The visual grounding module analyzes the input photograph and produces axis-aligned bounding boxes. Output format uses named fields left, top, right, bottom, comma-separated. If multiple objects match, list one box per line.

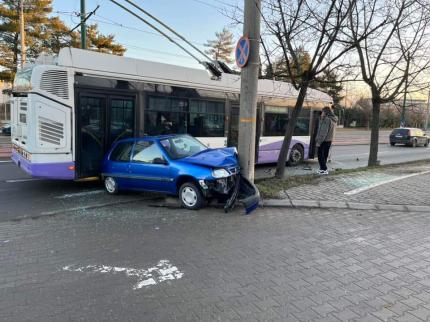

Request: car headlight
left=212, top=168, right=230, bottom=178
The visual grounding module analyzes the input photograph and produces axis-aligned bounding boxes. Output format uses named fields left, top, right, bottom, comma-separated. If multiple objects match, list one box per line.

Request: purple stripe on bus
left=256, top=140, right=309, bottom=164
left=12, top=150, right=75, bottom=180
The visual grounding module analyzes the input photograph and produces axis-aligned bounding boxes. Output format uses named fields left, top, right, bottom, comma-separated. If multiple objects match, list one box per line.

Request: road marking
left=0, top=160, right=12, bottom=163
left=63, top=260, right=184, bottom=290
left=55, top=190, right=104, bottom=199
left=344, top=170, right=430, bottom=196
left=5, top=178, right=40, bottom=183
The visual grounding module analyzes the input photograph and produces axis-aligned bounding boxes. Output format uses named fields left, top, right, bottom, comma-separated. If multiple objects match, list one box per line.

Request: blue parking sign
left=235, top=36, right=250, bottom=68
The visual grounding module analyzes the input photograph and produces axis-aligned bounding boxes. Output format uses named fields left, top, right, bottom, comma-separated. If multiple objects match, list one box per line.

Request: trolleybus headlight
left=212, top=168, right=230, bottom=178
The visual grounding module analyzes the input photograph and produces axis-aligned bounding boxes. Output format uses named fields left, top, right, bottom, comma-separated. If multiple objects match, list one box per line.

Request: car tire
left=390, top=142, right=395, bottom=146
left=287, top=144, right=304, bottom=166
left=179, top=182, right=204, bottom=210
left=104, top=176, right=119, bottom=195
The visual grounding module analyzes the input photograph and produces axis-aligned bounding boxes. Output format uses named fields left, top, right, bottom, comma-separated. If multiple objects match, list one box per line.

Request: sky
left=53, top=0, right=242, bottom=69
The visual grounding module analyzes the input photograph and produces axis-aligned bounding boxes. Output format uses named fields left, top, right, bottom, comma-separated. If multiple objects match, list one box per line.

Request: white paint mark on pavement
left=55, top=189, right=104, bottom=199
left=0, top=160, right=12, bottom=163
left=63, top=260, right=184, bottom=290
left=344, top=170, right=430, bottom=196
left=5, top=178, right=40, bottom=183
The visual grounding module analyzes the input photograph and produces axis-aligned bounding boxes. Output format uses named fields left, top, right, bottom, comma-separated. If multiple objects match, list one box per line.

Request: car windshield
left=392, top=129, right=409, bottom=135
left=160, top=135, right=207, bottom=160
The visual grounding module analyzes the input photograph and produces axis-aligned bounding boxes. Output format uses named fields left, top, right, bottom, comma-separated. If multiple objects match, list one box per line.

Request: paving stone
left=291, top=199, right=320, bottom=208
left=376, top=204, right=408, bottom=212
left=263, top=199, right=292, bottom=207
left=406, top=205, right=430, bottom=213
left=347, top=202, right=377, bottom=210
left=319, top=200, right=349, bottom=208
left=409, top=306, right=430, bottom=320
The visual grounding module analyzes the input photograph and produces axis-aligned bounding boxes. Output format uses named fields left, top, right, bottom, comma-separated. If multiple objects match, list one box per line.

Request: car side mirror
left=153, top=157, right=168, bottom=165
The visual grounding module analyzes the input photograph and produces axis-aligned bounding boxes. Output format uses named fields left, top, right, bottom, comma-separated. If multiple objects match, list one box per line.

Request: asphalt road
left=1, top=129, right=429, bottom=221
left=1, top=143, right=429, bottom=221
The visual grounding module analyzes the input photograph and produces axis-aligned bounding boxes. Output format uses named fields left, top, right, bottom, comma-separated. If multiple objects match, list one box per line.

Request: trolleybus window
left=264, top=109, right=310, bottom=136
left=110, top=98, right=134, bottom=144
left=189, top=100, right=224, bottom=137
left=145, top=96, right=188, bottom=135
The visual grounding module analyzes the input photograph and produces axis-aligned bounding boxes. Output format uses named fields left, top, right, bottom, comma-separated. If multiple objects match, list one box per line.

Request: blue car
left=102, top=134, right=259, bottom=212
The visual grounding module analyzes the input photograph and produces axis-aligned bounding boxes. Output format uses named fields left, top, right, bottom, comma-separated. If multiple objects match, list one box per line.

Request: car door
left=128, top=140, right=174, bottom=193
left=106, top=141, right=134, bottom=189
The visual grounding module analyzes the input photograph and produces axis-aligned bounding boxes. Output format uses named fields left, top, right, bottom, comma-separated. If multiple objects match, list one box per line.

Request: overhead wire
left=123, top=0, right=213, bottom=63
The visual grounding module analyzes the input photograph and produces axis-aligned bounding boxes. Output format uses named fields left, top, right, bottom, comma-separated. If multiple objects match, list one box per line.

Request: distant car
left=389, top=128, right=429, bottom=147
left=0, top=122, right=11, bottom=135
left=102, top=134, right=260, bottom=212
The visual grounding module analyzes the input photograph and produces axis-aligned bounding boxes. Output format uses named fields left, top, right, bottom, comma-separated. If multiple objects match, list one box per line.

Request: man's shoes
left=316, top=169, right=329, bottom=175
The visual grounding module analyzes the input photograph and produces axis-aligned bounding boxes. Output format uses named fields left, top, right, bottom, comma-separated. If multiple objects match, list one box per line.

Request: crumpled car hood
left=180, top=147, right=238, bottom=168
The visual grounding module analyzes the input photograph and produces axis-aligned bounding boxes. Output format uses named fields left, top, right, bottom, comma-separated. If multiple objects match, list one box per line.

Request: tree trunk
left=13, top=32, right=19, bottom=74
left=368, top=96, right=381, bottom=166
left=275, top=83, right=309, bottom=178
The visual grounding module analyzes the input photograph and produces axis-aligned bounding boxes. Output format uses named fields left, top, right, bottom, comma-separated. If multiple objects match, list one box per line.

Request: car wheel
left=104, top=176, right=119, bottom=194
left=287, top=144, right=304, bottom=166
left=179, top=182, right=204, bottom=210
left=390, top=142, right=395, bottom=146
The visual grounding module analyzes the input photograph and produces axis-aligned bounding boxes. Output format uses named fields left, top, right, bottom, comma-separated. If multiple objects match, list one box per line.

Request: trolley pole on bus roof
left=80, top=0, right=86, bottom=49
left=237, top=0, right=261, bottom=182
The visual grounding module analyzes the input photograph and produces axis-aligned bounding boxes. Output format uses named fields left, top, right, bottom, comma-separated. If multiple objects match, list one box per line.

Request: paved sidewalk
left=263, top=162, right=430, bottom=212
left=5, top=203, right=430, bottom=321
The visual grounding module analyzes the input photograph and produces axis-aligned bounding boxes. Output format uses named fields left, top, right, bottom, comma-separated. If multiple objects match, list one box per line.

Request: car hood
left=180, top=147, right=238, bottom=168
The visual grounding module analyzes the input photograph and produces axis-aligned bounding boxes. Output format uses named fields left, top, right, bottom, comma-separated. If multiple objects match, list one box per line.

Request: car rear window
left=110, top=142, right=133, bottom=162
left=392, top=129, right=409, bottom=135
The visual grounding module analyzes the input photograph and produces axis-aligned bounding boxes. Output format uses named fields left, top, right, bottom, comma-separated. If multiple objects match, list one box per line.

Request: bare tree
left=260, top=0, right=381, bottom=178
left=349, top=0, right=430, bottom=166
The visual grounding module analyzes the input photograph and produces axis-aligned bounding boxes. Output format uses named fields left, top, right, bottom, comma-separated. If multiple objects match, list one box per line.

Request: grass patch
left=256, top=174, right=318, bottom=199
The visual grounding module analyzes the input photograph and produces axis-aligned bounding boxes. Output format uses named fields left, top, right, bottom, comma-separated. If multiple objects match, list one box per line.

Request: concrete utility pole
left=426, top=89, right=430, bottom=131
left=19, top=0, right=26, bottom=66
left=401, top=53, right=410, bottom=127
left=80, top=0, right=86, bottom=49
left=237, top=0, right=261, bottom=182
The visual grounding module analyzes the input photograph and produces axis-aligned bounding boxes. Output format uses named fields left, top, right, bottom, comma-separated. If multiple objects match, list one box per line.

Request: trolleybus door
left=77, top=94, right=106, bottom=178
left=77, top=93, right=135, bottom=179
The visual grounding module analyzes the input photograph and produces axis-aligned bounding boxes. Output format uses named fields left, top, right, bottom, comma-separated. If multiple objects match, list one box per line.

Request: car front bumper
left=199, top=174, right=260, bottom=214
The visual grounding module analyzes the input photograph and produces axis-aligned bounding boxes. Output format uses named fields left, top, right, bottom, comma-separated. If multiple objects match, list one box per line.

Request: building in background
left=0, top=81, right=11, bottom=121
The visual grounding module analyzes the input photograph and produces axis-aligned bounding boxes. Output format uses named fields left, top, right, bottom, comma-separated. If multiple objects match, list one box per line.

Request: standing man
left=316, top=106, right=338, bottom=175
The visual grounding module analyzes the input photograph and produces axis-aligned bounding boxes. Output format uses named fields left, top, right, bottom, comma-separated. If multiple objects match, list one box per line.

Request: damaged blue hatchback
left=102, top=134, right=260, bottom=213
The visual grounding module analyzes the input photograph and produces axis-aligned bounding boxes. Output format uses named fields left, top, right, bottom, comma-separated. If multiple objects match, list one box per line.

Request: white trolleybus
left=11, top=48, right=332, bottom=180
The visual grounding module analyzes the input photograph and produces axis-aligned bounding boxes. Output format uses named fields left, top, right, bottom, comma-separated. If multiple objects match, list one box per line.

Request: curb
left=262, top=199, right=430, bottom=213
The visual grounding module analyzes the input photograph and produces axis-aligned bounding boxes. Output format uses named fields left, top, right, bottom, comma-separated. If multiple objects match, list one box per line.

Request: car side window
left=132, top=141, right=165, bottom=164
left=110, top=142, right=133, bottom=162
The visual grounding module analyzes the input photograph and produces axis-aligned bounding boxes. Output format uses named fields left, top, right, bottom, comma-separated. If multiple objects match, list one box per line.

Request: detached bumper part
left=205, top=176, right=236, bottom=195
left=224, top=175, right=260, bottom=214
